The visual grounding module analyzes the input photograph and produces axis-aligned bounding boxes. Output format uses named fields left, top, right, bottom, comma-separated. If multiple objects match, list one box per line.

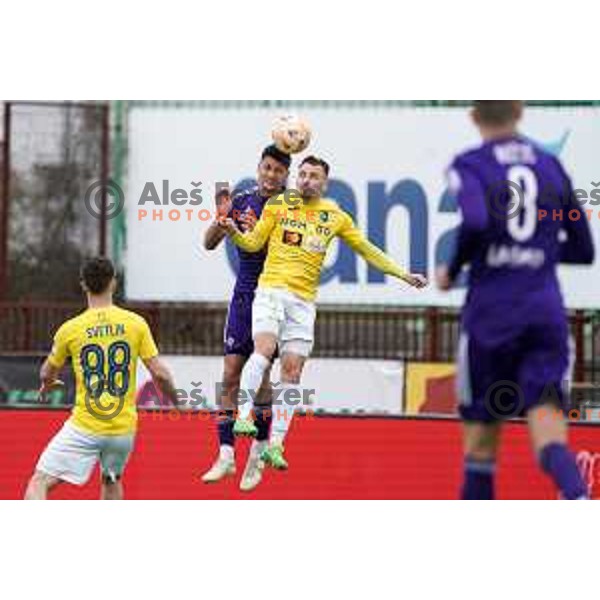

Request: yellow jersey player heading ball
left=221, top=156, right=427, bottom=471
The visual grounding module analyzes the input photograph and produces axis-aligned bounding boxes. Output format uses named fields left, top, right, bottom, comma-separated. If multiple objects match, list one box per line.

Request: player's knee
left=24, top=476, right=41, bottom=500
left=222, top=364, right=241, bottom=389
left=253, top=336, right=277, bottom=360
left=24, top=471, right=53, bottom=499
left=255, top=381, right=273, bottom=407
left=101, top=471, right=124, bottom=500
left=280, top=360, right=302, bottom=384
left=465, top=446, right=496, bottom=462
left=464, top=429, right=499, bottom=462
left=101, top=477, right=124, bottom=500
left=528, top=405, right=568, bottom=453
left=102, top=472, right=121, bottom=485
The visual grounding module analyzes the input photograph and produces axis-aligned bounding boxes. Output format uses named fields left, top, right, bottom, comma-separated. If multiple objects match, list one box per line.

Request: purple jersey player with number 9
left=437, top=101, right=595, bottom=500
left=201, top=145, right=291, bottom=492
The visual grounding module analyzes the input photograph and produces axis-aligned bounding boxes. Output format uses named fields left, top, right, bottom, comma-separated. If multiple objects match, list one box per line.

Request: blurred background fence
left=1, top=301, right=598, bottom=383
left=0, top=101, right=109, bottom=301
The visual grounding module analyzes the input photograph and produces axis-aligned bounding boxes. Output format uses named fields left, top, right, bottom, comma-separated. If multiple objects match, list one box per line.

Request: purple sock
left=461, top=456, right=496, bottom=500
left=217, top=410, right=235, bottom=448
left=539, top=443, right=588, bottom=500
left=254, top=404, right=272, bottom=442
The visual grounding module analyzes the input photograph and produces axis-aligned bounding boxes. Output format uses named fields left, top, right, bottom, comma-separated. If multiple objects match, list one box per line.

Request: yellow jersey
left=230, top=194, right=410, bottom=301
left=48, top=305, right=158, bottom=436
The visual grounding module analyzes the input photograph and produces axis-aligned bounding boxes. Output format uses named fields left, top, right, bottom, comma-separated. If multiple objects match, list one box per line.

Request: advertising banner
left=405, top=362, right=457, bottom=415
left=135, top=356, right=405, bottom=415
left=125, top=105, right=600, bottom=307
left=0, top=356, right=74, bottom=408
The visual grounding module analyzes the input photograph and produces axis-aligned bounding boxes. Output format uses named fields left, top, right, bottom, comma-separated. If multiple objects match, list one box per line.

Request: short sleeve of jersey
left=47, top=322, right=71, bottom=368
left=228, top=192, right=247, bottom=219
left=139, top=318, right=159, bottom=361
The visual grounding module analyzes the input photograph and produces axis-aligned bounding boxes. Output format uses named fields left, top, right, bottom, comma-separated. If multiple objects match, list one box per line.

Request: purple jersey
left=450, top=135, right=594, bottom=422
left=223, top=187, right=270, bottom=356
left=448, top=135, right=594, bottom=342
left=228, top=187, right=270, bottom=294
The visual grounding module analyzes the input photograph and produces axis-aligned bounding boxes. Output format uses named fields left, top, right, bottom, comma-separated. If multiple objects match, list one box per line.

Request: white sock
left=238, top=353, right=270, bottom=420
left=270, top=383, right=302, bottom=446
left=219, top=445, right=234, bottom=462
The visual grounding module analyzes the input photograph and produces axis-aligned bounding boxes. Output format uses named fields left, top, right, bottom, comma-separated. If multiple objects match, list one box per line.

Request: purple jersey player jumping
left=437, top=101, right=595, bottom=500
left=202, top=145, right=291, bottom=492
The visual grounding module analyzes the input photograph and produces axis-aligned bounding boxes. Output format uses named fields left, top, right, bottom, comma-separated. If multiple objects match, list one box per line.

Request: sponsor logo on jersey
left=305, top=235, right=327, bottom=253
left=282, top=230, right=303, bottom=247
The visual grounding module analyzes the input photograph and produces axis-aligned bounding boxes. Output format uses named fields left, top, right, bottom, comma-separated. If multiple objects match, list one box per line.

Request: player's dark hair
left=261, top=145, right=291, bottom=169
left=300, top=155, right=330, bottom=177
left=80, top=257, right=115, bottom=295
left=473, top=101, right=523, bottom=126
left=216, top=187, right=230, bottom=201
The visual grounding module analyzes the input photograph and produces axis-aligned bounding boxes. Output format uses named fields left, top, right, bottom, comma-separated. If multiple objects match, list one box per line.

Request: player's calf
left=24, top=471, right=62, bottom=500
left=101, top=475, right=124, bottom=500
left=269, top=351, right=308, bottom=447
left=254, top=402, right=272, bottom=443
left=217, top=356, right=244, bottom=447
left=216, top=409, right=237, bottom=449
left=236, top=352, right=272, bottom=422
left=280, top=353, right=305, bottom=384
left=528, top=404, right=588, bottom=500
left=461, top=422, right=501, bottom=500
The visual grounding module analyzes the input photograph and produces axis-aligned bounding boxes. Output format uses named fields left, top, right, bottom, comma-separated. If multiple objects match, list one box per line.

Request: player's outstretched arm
left=338, top=217, right=428, bottom=289
left=143, top=356, right=180, bottom=407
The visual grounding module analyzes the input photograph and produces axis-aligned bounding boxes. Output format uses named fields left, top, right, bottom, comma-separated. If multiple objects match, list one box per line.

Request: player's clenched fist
left=404, top=273, right=429, bottom=289
left=38, top=379, right=65, bottom=403
left=435, top=266, right=451, bottom=291
left=218, top=218, right=239, bottom=236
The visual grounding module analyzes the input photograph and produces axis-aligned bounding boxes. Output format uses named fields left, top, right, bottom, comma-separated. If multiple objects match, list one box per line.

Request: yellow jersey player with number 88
left=24, top=257, right=178, bottom=500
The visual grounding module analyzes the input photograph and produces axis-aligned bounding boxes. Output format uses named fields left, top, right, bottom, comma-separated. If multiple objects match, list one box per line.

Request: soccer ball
left=271, top=114, right=312, bottom=155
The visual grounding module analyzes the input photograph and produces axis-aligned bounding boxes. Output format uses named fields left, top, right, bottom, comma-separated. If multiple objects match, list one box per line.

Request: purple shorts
left=457, top=322, right=572, bottom=422
left=224, top=291, right=255, bottom=357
